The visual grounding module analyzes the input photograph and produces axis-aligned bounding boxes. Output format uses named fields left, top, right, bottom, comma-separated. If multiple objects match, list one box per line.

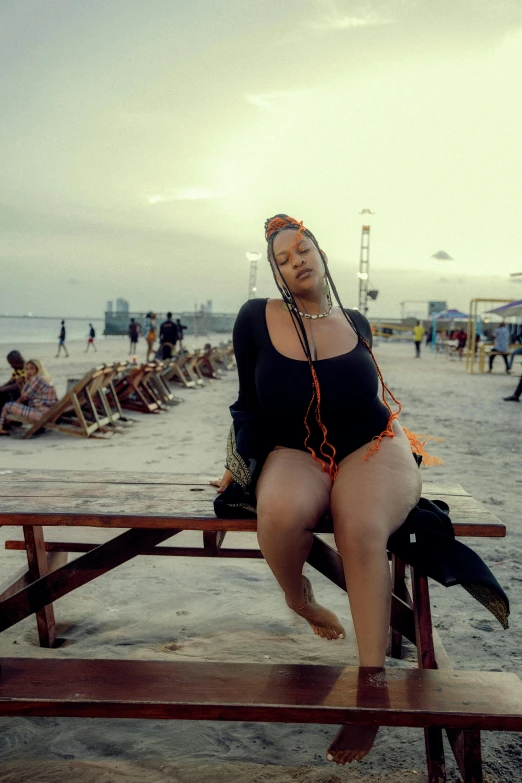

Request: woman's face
left=271, top=229, right=325, bottom=296
left=26, top=362, right=38, bottom=378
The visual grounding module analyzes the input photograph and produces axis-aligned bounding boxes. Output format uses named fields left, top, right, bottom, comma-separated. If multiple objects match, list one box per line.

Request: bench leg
left=388, top=555, right=406, bottom=659
left=23, top=526, right=66, bottom=648
left=411, top=567, right=447, bottom=783
left=447, top=729, right=483, bottom=783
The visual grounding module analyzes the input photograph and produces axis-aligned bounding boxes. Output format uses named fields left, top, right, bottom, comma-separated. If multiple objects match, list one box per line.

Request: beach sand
left=1, top=337, right=521, bottom=782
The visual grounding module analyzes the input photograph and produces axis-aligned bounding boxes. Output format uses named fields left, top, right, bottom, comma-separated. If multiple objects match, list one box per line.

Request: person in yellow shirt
left=413, top=321, right=425, bottom=358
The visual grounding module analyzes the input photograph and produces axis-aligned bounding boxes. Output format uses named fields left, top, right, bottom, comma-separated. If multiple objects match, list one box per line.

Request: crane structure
left=246, top=252, right=262, bottom=300
left=358, top=225, right=371, bottom=315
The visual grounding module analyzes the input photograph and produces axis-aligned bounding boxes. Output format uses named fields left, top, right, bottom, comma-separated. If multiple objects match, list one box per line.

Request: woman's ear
left=320, top=249, right=328, bottom=265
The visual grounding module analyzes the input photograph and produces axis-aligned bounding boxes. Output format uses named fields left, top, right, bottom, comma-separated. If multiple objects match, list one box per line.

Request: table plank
left=1, top=659, right=521, bottom=731
left=0, top=469, right=469, bottom=496
left=0, top=473, right=504, bottom=537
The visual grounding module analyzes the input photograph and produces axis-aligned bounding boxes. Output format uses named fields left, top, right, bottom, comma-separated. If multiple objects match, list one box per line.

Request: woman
left=144, top=313, right=157, bottom=361
left=213, top=214, right=432, bottom=766
left=0, top=359, right=58, bottom=434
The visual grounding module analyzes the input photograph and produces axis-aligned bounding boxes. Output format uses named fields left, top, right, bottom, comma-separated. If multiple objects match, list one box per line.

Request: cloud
left=306, top=14, right=393, bottom=31
left=245, top=91, right=302, bottom=113
left=431, top=250, right=454, bottom=261
left=147, top=187, right=222, bottom=204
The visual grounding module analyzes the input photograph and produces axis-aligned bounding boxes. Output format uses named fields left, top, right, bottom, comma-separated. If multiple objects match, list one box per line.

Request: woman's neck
left=292, top=291, right=329, bottom=315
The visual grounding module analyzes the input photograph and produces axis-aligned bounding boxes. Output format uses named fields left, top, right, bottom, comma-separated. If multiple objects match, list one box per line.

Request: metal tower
left=358, top=225, right=371, bottom=314
left=246, top=252, right=262, bottom=300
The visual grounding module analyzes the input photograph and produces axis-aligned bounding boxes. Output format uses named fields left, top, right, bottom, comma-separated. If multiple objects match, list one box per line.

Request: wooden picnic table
left=0, top=468, right=518, bottom=783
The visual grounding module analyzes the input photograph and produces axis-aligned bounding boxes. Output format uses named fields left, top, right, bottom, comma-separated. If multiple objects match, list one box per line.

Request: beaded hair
left=264, top=214, right=440, bottom=478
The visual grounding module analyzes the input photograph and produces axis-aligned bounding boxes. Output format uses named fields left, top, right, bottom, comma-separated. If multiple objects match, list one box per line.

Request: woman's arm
left=212, top=301, right=262, bottom=493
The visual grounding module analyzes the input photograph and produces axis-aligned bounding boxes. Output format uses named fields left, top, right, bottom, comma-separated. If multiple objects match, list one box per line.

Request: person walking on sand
left=0, top=359, right=58, bottom=435
left=413, top=321, right=424, bottom=358
left=85, top=323, right=97, bottom=353
left=504, top=374, right=522, bottom=402
left=128, top=318, right=141, bottom=356
left=56, top=321, right=69, bottom=358
left=488, top=322, right=511, bottom=373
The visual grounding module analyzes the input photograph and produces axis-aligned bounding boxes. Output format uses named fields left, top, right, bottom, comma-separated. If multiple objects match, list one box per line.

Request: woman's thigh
left=331, top=423, right=422, bottom=544
left=256, top=447, right=333, bottom=533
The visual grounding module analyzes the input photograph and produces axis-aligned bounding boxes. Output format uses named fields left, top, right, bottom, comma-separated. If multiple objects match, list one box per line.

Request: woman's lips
left=296, top=268, right=312, bottom=279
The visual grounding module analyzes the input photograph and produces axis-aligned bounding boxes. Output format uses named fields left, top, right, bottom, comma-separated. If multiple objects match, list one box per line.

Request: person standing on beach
left=176, top=318, right=188, bottom=349
left=128, top=318, right=141, bottom=356
left=413, top=321, right=424, bottom=358
left=144, top=312, right=157, bottom=361
left=159, top=312, right=178, bottom=359
left=85, top=323, right=97, bottom=352
left=0, top=351, right=26, bottom=408
left=56, top=321, right=69, bottom=358
left=488, top=322, right=510, bottom=373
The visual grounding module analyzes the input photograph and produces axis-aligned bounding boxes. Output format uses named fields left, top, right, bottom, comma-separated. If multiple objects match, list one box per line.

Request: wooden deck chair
left=196, top=347, right=222, bottom=380
left=7, top=369, right=110, bottom=439
left=146, top=362, right=180, bottom=405
left=216, top=341, right=235, bottom=370
left=183, top=351, right=206, bottom=386
left=93, top=364, right=132, bottom=429
left=113, top=363, right=164, bottom=414
left=162, top=356, right=197, bottom=389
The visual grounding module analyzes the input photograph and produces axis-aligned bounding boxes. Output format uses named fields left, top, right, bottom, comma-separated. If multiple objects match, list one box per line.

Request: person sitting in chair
left=0, top=359, right=58, bottom=435
left=0, top=351, right=26, bottom=408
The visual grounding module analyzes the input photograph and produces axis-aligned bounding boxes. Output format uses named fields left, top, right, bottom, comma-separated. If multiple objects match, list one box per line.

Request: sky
left=1, top=0, right=522, bottom=319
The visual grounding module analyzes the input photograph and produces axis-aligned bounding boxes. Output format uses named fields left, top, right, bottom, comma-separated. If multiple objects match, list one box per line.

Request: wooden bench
left=0, top=469, right=520, bottom=782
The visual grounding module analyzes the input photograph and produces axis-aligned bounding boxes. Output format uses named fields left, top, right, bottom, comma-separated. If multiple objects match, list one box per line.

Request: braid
left=264, top=214, right=441, bottom=475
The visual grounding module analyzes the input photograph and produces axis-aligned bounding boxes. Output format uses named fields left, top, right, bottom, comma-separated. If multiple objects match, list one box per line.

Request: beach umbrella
left=434, top=308, right=468, bottom=320
left=486, top=299, right=522, bottom=318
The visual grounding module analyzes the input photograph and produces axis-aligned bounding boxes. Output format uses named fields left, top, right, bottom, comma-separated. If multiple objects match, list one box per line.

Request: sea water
left=0, top=317, right=105, bottom=345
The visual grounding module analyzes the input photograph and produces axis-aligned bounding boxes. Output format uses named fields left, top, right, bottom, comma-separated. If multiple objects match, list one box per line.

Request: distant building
left=106, top=300, right=113, bottom=314
left=116, top=298, right=129, bottom=314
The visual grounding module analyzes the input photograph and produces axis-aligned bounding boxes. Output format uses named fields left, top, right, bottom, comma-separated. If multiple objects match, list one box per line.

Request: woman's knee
left=334, top=516, right=388, bottom=558
left=256, top=495, right=319, bottom=537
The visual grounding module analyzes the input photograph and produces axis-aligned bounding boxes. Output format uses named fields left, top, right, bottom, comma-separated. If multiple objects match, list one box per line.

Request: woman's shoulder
left=236, top=298, right=269, bottom=321
left=343, top=308, right=372, bottom=344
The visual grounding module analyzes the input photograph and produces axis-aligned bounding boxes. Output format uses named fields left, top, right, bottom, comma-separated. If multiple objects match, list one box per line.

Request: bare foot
left=287, top=576, right=345, bottom=641
left=327, top=724, right=379, bottom=765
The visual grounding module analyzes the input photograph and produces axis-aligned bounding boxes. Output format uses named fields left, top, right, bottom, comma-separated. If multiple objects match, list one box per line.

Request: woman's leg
left=0, top=401, right=42, bottom=431
left=327, top=423, right=421, bottom=764
left=256, top=447, right=344, bottom=639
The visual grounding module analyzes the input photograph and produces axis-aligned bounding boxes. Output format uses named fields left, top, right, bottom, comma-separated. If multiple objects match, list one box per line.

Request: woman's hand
left=210, top=469, right=233, bottom=493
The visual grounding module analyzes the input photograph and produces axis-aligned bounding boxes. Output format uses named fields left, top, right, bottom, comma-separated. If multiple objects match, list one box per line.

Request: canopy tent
left=486, top=299, right=522, bottom=318
left=434, top=309, right=468, bottom=320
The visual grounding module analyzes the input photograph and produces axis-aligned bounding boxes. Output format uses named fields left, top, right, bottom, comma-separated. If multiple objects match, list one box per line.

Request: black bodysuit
left=232, top=298, right=390, bottom=464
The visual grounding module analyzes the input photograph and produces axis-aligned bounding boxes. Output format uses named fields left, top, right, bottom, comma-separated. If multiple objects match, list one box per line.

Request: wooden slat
left=4, top=541, right=265, bottom=559
left=1, top=660, right=521, bottom=730
left=0, top=484, right=505, bottom=537
left=0, top=470, right=468, bottom=494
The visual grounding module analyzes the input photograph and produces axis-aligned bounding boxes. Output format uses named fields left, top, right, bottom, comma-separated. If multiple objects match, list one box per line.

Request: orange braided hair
left=264, top=214, right=442, bottom=476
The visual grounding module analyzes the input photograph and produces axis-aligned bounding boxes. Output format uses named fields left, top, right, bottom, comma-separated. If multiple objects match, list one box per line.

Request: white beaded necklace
left=291, top=300, right=333, bottom=320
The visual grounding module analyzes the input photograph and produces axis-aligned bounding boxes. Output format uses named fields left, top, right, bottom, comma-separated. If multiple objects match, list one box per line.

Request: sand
left=0, top=336, right=521, bottom=782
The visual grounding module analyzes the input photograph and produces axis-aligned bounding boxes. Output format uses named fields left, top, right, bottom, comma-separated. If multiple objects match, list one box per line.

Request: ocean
left=0, top=317, right=106, bottom=345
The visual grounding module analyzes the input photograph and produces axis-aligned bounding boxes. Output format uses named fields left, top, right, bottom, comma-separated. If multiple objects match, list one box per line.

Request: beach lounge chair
left=162, top=356, right=198, bottom=389
left=113, top=363, right=165, bottom=414
left=6, top=368, right=113, bottom=439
